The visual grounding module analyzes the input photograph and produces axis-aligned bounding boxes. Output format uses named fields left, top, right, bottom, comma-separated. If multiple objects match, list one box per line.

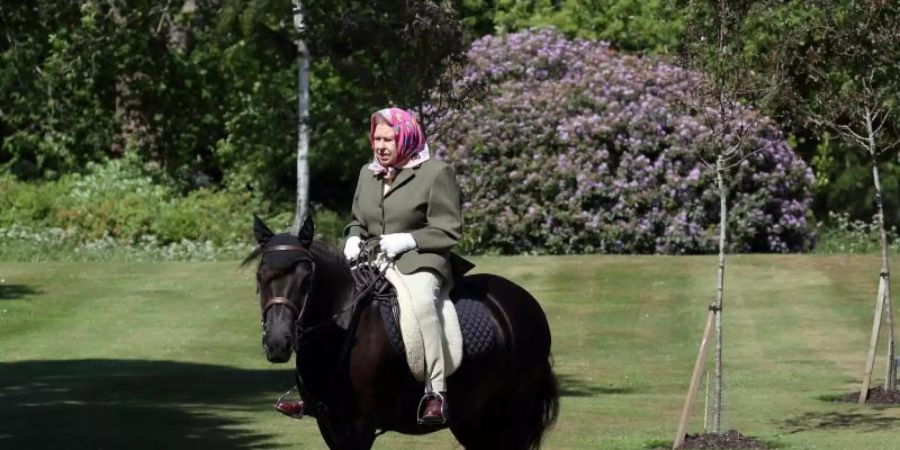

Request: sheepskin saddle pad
left=379, top=266, right=497, bottom=382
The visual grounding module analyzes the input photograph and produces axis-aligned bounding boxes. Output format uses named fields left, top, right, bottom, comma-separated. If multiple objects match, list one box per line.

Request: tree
left=674, top=0, right=787, bottom=442
left=0, top=1, right=472, bottom=215
left=791, top=0, right=900, bottom=400
left=733, top=0, right=900, bottom=229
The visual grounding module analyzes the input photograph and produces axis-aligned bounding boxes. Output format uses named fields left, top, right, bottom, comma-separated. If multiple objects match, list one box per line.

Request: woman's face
left=373, top=123, right=398, bottom=167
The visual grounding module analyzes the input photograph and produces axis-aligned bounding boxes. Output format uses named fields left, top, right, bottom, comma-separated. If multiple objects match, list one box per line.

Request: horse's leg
left=312, top=308, right=390, bottom=450
left=452, top=385, right=555, bottom=450
left=315, top=415, right=376, bottom=450
left=450, top=409, right=500, bottom=450
left=315, top=416, right=341, bottom=449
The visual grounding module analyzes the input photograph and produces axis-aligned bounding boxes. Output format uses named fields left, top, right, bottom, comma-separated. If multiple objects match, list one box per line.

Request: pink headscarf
left=368, top=108, right=430, bottom=177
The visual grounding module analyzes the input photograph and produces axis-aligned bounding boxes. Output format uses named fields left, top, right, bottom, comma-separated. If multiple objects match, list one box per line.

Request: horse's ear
left=298, top=215, right=314, bottom=248
left=253, top=214, right=274, bottom=245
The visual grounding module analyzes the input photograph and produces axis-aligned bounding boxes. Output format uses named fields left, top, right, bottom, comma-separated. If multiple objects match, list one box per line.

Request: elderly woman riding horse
left=280, top=107, right=467, bottom=424
left=251, top=108, right=558, bottom=449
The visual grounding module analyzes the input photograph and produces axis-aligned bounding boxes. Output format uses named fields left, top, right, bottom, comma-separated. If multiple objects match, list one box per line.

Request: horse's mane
left=309, top=240, right=352, bottom=278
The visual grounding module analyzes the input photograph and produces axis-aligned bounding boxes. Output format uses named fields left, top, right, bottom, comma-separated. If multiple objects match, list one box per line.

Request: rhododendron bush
left=431, top=29, right=814, bottom=255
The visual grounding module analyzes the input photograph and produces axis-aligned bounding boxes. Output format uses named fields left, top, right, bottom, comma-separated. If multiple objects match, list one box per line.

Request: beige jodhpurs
left=393, top=269, right=452, bottom=393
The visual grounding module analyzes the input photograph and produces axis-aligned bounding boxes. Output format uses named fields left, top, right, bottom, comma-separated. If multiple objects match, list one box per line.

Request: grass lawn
left=1, top=254, right=899, bottom=449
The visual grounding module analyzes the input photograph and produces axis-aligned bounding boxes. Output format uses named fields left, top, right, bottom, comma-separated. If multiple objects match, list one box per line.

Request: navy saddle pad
left=377, top=284, right=497, bottom=361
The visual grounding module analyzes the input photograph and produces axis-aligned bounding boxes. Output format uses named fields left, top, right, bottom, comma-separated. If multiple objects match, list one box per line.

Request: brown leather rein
left=260, top=244, right=314, bottom=324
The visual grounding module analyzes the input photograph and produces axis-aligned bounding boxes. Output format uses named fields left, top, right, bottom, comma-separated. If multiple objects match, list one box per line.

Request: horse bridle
left=259, top=242, right=391, bottom=349
left=260, top=243, right=394, bottom=418
left=260, top=244, right=315, bottom=327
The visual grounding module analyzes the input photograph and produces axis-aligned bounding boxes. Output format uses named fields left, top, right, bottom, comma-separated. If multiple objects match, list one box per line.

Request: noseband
left=260, top=244, right=315, bottom=326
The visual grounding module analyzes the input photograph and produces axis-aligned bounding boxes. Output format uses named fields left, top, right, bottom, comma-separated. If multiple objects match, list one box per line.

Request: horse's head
left=250, top=214, right=316, bottom=363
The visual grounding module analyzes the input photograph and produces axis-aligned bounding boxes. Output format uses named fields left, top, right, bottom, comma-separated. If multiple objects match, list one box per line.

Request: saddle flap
left=378, top=271, right=497, bottom=381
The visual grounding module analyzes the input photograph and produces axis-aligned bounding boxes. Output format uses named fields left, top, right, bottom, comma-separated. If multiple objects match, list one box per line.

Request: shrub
left=432, top=29, right=815, bottom=255
left=814, top=211, right=900, bottom=254
left=0, top=224, right=257, bottom=262
left=0, top=157, right=345, bottom=261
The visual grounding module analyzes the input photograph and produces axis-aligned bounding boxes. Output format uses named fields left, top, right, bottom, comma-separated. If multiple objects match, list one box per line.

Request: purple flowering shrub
left=431, top=29, right=814, bottom=254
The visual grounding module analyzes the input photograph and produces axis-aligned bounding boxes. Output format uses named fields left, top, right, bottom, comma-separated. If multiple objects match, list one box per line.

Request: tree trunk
left=167, top=0, right=197, bottom=53
left=292, top=1, right=310, bottom=233
left=711, top=155, right=726, bottom=434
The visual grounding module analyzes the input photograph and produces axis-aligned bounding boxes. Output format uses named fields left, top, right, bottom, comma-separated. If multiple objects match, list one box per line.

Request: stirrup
left=416, top=392, right=448, bottom=425
left=274, top=388, right=304, bottom=419
left=274, top=400, right=304, bottom=419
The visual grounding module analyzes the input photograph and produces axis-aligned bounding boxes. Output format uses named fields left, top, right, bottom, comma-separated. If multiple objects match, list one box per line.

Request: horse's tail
left=521, top=355, right=560, bottom=450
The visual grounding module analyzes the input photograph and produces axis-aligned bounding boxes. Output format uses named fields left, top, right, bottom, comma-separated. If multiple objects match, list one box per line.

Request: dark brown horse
left=247, top=215, right=558, bottom=449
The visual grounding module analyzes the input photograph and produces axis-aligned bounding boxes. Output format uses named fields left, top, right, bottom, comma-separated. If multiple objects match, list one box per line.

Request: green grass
left=1, top=254, right=899, bottom=449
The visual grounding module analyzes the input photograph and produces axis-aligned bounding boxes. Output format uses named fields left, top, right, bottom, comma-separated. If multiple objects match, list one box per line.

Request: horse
left=246, top=215, right=559, bottom=449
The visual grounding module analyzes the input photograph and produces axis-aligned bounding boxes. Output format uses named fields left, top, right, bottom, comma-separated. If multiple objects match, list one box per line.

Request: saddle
left=376, top=266, right=497, bottom=382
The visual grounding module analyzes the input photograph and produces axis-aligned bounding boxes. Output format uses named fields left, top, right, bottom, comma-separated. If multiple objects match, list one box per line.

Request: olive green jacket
left=343, top=159, right=472, bottom=282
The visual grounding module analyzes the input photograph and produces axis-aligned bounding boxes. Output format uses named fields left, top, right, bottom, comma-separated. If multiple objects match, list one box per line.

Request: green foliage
left=491, top=0, right=686, bottom=53
left=305, top=59, right=376, bottom=207
left=0, top=2, right=117, bottom=178
left=298, top=0, right=472, bottom=206
left=0, top=225, right=255, bottom=262
left=0, top=157, right=346, bottom=260
left=809, top=133, right=835, bottom=188
left=4, top=0, right=898, bottom=239
left=0, top=157, right=245, bottom=244
left=455, top=0, right=497, bottom=38
left=308, top=207, right=345, bottom=247
left=732, top=0, right=900, bottom=227
left=798, top=1, right=900, bottom=229
left=826, top=160, right=900, bottom=228
left=0, top=156, right=347, bottom=261
left=814, top=212, right=900, bottom=254
left=0, top=0, right=466, bottom=212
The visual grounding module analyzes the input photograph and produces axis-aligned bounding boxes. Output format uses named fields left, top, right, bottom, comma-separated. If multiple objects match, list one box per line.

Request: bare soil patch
left=834, top=386, right=900, bottom=404
left=678, top=430, right=767, bottom=449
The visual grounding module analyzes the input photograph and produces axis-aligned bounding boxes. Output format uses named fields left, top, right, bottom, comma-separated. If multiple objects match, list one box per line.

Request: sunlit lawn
left=1, top=254, right=899, bottom=449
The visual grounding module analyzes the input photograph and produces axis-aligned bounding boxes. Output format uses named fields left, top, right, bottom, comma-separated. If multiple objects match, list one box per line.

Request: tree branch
left=722, top=147, right=765, bottom=172
left=878, top=139, right=900, bottom=156
left=835, top=123, right=870, bottom=147
left=873, top=107, right=891, bottom=137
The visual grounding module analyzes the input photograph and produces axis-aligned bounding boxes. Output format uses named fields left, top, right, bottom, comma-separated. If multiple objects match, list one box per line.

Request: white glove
left=380, top=233, right=417, bottom=259
left=343, top=236, right=362, bottom=261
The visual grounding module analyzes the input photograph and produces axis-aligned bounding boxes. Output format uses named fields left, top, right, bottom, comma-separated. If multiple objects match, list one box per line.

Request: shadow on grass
left=557, top=373, right=635, bottom=397
left=780, top=411, right=900, bottom=434
left=0, top=284, right=39, bottom=301
left=0, top=359, right=296, bottom=449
